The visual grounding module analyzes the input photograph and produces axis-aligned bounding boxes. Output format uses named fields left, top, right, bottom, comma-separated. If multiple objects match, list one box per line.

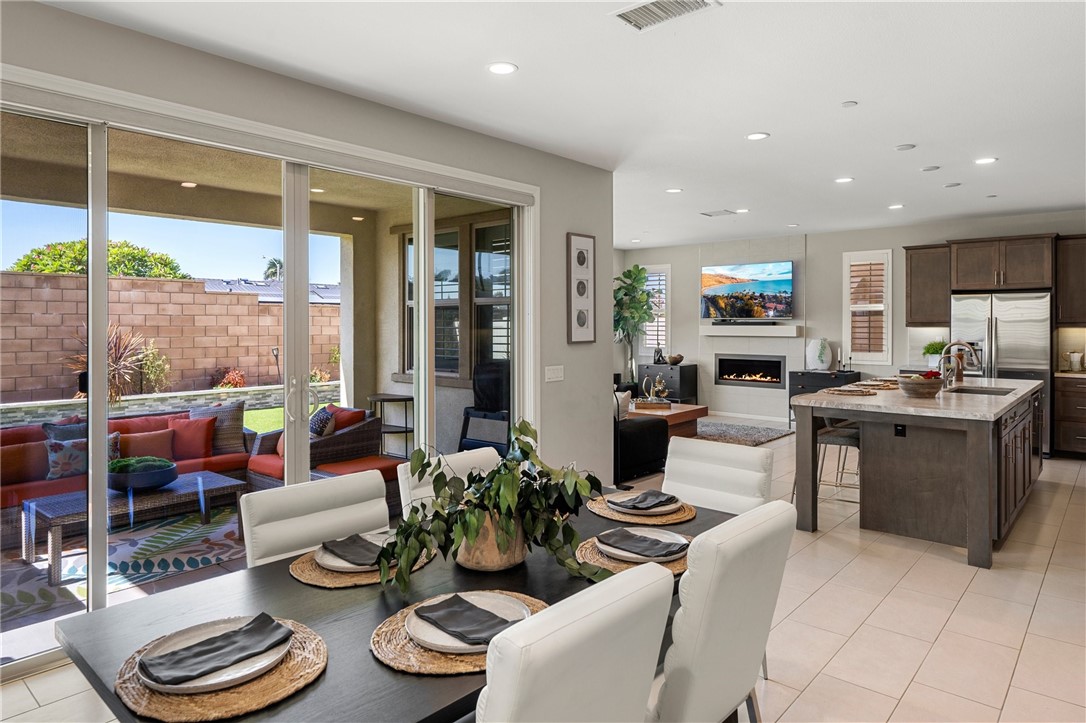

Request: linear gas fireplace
left=715, top=354, right=786, bottom=389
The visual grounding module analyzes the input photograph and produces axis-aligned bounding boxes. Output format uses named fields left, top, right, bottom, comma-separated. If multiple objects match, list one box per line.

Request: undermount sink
left=947, top=386, right=1015, bottom=396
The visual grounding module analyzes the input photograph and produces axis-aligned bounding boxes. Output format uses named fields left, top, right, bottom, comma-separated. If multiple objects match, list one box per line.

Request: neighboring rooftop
left=199, top=278, right=340, bottom=304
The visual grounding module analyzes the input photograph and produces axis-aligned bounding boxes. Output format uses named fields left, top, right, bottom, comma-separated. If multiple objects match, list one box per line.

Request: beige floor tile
left=968, top=565, right=1045, bottom=606
left=750, top=679, right=801, bottom=723
left=1050, top=539, right=1086, bottom=571
left=788, top=529, right=823, bottom=557
left=831, top=551, right=915, bottom=597
left=0, top=680, right=39, bottom=720
left=773, top=585, right=812, bottom=628
left=782, top=550, right=850, bottom=593
left=889, top=682, right=1000, bottom=723
left=1017, top=500, right=1069, bottom=528
left=1027, top=594, right=1086, bottom=646
left=1070, top=486, right=1086, bottom=507
left=1028, top=490, right=1071, bottom=512
left=1007, top=520, right=1061, bottom=548
left=22, top=664, right=91, bottom=707
left=999, top=686, right=1086, bottom=722
left=865, top=586, right=960, bottom=643
left=764, top=620, right=849, bottom=691
left=944, top=591, right=1034, bottom=649
left=822, top=624, right=931, bottom=699
left=991, top=541, right=1053, bottom=573
left=6, top=689, right=113, bottom=723
left=1057, top=518, right=1085, bottom=546
left=864, top=534, right=932, bottom=563
left=788, top=582, right=884, bottom=636
left=897, top=553, right=978, bottom=601
left=1010, top=634, right=1086, bottom=707
left=779, top=674, right=897, bottom=723
left=914, top=630, right=1019, bottom=708
left=1041, top=563, right=1086, bottom=602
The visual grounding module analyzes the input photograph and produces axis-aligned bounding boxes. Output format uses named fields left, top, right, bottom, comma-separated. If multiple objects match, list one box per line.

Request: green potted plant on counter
left=378, top=421, right=610, bottom=593
left=923, top=339, right=947, bottom=368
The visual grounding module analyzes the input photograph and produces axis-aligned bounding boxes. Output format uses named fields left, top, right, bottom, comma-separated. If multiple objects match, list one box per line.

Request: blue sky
left=703, top=261, right=792, bottom=280
left=1, top=201, right=342, bottom=283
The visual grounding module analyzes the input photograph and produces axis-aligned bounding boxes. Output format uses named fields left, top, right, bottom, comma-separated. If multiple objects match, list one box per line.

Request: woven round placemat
left=370, top=590, right=548, bottom=675
left=289, top=548, right=435, bottom=588
left=822, top=387, right=877, bottom=396
left=575, top=536, right=693, bottom=576
left=586, top=496, right=696, bottom=525
left=114, top=619, right=326, bottom=723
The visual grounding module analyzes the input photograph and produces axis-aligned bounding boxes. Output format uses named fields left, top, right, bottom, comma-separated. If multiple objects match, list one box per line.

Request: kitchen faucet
left=939, top=341, right=982, bottom=388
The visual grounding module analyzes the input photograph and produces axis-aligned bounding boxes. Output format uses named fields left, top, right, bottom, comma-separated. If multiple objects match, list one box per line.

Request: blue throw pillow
left=309, top=408, right=336, bottom=437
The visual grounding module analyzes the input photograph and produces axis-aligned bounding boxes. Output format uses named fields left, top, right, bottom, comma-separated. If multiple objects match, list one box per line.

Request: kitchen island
left=791, top=377, right=1044, bottom=568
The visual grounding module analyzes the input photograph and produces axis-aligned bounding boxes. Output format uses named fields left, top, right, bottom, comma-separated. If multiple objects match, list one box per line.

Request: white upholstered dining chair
left=647, top=500, right=796, bottom=723
left=239, top=470, right=389, bottom=567
left=396, top=447, right=501, bottom=518
left=475, top=563, right=674, bottom=723
left=662, top=436, right=774, bottom=515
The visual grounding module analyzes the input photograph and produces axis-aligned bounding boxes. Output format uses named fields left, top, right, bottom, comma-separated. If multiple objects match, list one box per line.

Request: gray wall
left=622, top=209, right=1086, bottom=421
left=2, top=2, right=616, bottom=478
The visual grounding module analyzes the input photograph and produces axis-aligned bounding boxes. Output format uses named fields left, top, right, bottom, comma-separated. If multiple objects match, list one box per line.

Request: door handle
left=284, top=377, right=298, bottom=423
left=307, top=388, right=320, bottom=415
left=994, top=270, right=998, bottom=286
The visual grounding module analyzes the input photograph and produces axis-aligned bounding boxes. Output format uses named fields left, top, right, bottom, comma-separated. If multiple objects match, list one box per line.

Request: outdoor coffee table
left=21, top=471, right=248, bottom=586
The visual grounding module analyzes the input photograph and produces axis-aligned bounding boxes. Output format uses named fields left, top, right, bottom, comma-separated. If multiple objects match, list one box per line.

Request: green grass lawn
left=244, top=407, right=285, bottom=434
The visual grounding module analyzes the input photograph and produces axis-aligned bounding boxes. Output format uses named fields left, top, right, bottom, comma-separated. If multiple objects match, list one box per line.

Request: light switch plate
left=545, top=365, right=564, bottom=382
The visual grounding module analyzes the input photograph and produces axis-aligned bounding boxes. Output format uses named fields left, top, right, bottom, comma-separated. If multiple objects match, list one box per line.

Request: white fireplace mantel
left=699, top=324, right=802, bottom=337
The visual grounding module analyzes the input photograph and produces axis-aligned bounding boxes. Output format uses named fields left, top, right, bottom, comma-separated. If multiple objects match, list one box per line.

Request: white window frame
left=639, top=264, right=671, bottom=357
left=842, top=249, right=892, bottom=365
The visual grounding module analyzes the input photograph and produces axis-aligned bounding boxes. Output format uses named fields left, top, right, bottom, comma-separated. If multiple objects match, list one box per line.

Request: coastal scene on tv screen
left=701, top=262, right=793, bottom=319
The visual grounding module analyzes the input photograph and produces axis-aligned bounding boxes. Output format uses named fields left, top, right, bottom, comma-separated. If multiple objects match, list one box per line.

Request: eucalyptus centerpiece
left=377, top=421, right=610, bottom=593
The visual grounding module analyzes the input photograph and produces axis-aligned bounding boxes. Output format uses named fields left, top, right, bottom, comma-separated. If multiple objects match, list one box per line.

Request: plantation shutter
left=843, top=250, right=892, bottom=364
left=642, top=267, right=668, bottom=351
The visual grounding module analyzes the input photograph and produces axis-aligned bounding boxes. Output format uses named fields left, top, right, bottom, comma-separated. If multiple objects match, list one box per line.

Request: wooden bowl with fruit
left=898, top=371, right=944, bottom=399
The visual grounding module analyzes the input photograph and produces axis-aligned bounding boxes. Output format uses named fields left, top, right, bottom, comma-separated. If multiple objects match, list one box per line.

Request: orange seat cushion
left=247, top=453, right=285, bottom=480
left=315, top=455, right=401, bottom=481
left=0, top=425, right=47, bottom=447
left=174, top=452, right=251, bottom=476
left=0, top=441, right=49, bottom=485
left=119, top=430, right=175, bottom=460
left=169, top=417, right=215, bottom=460
left=1, top=475, right=87, bottom=509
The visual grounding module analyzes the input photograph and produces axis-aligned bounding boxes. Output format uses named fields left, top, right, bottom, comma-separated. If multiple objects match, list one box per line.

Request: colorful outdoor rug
left=1, top=506, right=245, bottom=625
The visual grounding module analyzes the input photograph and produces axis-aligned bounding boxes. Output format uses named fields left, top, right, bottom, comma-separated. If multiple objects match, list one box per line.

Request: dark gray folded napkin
left=137, top=613, right=293, bottom=685
left=414, top=594, right=517, bottom=646
left=322, top=534, right=383, bottom=566
left=609, top=489, right=679, bottom=511
left=597, top=528, right=689, bottom=558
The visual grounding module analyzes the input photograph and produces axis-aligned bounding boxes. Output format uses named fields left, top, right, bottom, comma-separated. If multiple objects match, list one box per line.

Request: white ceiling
left=48, top=1, right=1086, bottom=248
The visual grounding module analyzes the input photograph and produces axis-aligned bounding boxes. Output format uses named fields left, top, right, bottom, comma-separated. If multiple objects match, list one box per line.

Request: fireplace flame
left=719, top=372, right=781, bottom=384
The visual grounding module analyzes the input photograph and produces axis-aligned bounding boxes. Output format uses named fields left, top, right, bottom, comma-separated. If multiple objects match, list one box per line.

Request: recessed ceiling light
left=895, top=144, right=916, bottom=151
left=351, top=216, right=365, bottom=221
left=986, top=195, right=998, bottom=199
left=631, top=239, right=641, bottom=243
left=841, top=101, right=859, bottom=108
left=888, top=204, right=904, bottom=210
left=736, top=209, right=749, bottom=213
left=746, top=132, right=770, bottom=141
left=487, top=62, right=518, bottom=75
left=943, top=183, right=961, bottom=188
left=787, top=224, right=799, bottom=228
left=665, top=188, right=683, bottom=193
left=180, top=182, right=197, bottom=188
left=835, top=177, right=854, bottom=184
left=975, top=157, right=998, bottom=165
left=921, top=166, right=941, bottom=172
left=310, top=188, right=325, bottom=193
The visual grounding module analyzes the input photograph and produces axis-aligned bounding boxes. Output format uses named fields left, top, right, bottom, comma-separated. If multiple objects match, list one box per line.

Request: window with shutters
left=639, top=265, right=670, bottom=355
left=842, top=250, right=892, bottom=365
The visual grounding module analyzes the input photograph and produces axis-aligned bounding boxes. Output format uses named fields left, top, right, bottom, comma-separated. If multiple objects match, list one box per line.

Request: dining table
left=54, top=491, right=734, bottom=722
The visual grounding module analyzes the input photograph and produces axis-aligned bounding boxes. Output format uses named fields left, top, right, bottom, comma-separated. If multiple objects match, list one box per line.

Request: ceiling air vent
left=700, top=209, right=737, bottom=217
left=616, top=0, right=722, bottom=32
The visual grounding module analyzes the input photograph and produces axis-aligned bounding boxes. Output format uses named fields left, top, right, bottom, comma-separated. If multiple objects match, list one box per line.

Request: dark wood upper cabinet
left=904, top=244, right=950, bottom=326
left=1056, top=234, right=1086, bottom=325
left=949, top=234, right=1055, bottom=291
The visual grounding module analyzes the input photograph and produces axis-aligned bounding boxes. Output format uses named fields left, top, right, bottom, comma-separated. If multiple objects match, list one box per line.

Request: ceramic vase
left=455, top=513, right=527, bottom=571
left=805, top=338, right=832, bottom=371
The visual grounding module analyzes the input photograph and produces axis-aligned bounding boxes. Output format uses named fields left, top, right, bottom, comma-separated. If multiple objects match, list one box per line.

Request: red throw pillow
left=168, top=417, right=215, bottom=460
left=326, top=403, right=367, bottom=429
left=119, top=429, right=175, bottom=461
left=108, top=412, right=188, bottom=435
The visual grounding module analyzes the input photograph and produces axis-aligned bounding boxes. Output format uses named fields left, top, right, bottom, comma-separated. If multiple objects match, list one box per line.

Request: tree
left=613, top=265, right=658, bottom=383
left=263, top=257, right=283, bottom=280
left=8, top=239, right=189, bottom=278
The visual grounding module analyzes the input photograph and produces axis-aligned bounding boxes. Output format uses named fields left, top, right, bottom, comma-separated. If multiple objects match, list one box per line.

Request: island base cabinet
left=997, top=397, right=1037, bottom=539
left=858, top=423, right=969, bottom=548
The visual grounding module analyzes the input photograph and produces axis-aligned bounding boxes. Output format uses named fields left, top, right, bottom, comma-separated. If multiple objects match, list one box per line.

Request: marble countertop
left=790, top=376, right=1043, bottom=421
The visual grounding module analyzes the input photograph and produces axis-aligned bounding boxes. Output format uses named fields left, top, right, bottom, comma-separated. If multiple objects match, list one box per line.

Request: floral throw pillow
left=45, top=438, right=88, bottom=480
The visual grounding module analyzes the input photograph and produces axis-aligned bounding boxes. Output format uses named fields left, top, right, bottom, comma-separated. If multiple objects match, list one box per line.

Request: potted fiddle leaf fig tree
left=377, top=421, right=610, bottom=593
left=613, top=265, right=658, bottom=383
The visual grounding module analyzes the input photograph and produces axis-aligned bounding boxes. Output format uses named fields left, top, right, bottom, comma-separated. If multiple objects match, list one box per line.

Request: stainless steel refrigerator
left=951, top=292, right=1051, bottom=453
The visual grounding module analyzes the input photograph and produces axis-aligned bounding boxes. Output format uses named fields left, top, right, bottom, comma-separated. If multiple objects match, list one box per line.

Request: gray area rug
left=695, top=420, right=795, bottom=447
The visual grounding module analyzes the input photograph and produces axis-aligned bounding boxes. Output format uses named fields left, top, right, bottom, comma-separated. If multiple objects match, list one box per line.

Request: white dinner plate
left=135, top=616, right=292, bottom=695
left=404, top=591, right=531, bottom=655
left=854, top=380, right=886, bottom=387
left=313, top=530, right=396, bottom=573
left=595, top=527, right=689, bottom=563
left=605, top=491, right=683, bottom=516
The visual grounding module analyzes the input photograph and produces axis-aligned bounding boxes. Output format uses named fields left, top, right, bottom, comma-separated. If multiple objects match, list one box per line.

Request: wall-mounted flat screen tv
left=701, top=261, right=794, bottom=319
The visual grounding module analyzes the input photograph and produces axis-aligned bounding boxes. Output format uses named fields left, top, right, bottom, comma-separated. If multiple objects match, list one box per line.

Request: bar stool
left=791, top=421, right=861, bottom=503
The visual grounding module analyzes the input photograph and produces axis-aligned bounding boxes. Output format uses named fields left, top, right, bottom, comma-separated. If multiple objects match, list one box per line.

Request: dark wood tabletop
left=55, top=493, right=734, bottom=723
